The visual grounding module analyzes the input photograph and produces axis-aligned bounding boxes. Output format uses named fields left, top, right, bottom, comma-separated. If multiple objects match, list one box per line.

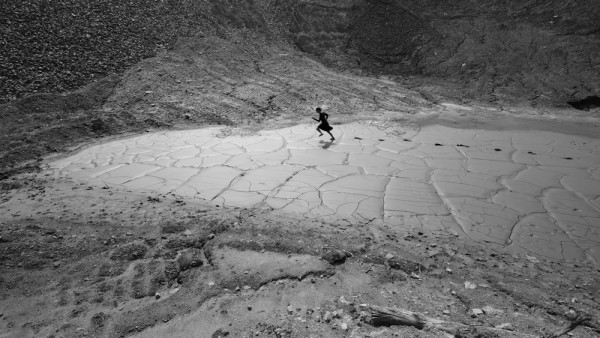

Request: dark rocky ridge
left=2, top=0, right=599, bottom=107
left=289, top=0, right=600, bottom=107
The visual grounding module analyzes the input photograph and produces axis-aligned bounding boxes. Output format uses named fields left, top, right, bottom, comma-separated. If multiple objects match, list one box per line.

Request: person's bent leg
left=317, top=127, right=323, bottom=136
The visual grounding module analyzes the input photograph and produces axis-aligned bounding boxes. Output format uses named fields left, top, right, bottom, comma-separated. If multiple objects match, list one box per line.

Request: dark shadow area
left=568, top=96, right=600, bottom=111
left=319, top=140, right=333, bottom=149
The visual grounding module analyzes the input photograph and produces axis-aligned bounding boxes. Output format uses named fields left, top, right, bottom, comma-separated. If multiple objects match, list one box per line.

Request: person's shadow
left=319, top=140, right=333, bottom=150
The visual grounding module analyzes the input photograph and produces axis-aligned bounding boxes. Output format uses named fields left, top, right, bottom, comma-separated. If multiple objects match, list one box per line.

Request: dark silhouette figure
left=312, top=107, right=335, bottom=141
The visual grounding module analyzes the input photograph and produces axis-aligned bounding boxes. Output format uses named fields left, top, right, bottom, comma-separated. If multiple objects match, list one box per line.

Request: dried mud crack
left=0, top=177, right=599, bottom=337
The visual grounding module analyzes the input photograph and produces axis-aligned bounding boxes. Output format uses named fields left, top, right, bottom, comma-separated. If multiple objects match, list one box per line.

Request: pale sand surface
left=46, top=121, right=600, bottom=264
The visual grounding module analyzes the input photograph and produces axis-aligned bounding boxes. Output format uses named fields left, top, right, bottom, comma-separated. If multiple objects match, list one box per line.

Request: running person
left=312, top=107, right=335, bottom=141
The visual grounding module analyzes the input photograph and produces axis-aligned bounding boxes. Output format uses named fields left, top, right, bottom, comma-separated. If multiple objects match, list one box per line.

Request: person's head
left=316, top=107, right=322, bottom=113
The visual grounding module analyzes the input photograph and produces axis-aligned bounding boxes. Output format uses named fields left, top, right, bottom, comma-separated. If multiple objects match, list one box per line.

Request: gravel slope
left=0, top=0, right=223, bottom=103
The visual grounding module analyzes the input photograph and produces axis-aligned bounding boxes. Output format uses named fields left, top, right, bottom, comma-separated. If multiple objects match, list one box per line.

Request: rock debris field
left=47, top=116, right=600, bottom=265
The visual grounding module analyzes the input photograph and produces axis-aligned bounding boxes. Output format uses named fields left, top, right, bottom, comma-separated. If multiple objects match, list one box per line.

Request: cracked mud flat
left=45, top=120, right=600, bottom=265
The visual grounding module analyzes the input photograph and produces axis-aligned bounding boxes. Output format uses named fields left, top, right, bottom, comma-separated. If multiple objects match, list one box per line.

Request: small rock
left=208, top=233, right=215, bottom=240
left=287, top=305, right=294, bottom=314
left=471, top=308, right=483, bottom=317
left=525, top=255, right=539, bottom=263
left=155, top=293, right=161, bottom=300
left=410, top=272, right=421, bottom=279
left=211, top=328, right=229, bottom=337
left=53, top=261, right=61, bottom=268
left=442, top=310, right=450, bottom=315
left=464, top=281, right=477, bottom=289
left=322, top=249, right=347, bottom=265
left=495, top=323, right=513, bottom=330
left=341, top=323, right=348, bottom=330
left=385, top=253, right=395, bottom=260
left=482, top=306, right=504, bottom=315
left=247, top=306, right=252, bottom=311
left=183, top=230, right=192, bottom=236
left=333, top=309, right=343, bottom=318
left=208, top=281, right=215, bottom=286
left=456, top=254, right=475, bottom=266
left=176, top=248, right=204, bottom=271
left=445, top=267, right=453, bottom=274
left=323, top=311, right=332, bottom=322
left=428, top=269, right=443, bottom=278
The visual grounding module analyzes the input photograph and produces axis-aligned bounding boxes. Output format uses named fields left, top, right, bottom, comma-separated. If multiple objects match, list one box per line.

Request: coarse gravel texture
left=0, top=0, right=222, bottom=103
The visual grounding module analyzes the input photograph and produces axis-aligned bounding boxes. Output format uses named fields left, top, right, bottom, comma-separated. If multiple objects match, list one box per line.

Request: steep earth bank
left=289, top=0, right=600, bottom=107
left=3, top=0, right=600, bottom=108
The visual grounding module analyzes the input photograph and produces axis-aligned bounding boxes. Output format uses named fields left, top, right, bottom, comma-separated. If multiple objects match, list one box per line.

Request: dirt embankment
left=287, top=0, right=600, bottom=108
left=4, top=0, right=600, bottom=110
left=0, top=0, right=282, bottom=104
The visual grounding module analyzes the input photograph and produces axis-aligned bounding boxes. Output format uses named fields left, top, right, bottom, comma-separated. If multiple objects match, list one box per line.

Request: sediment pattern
left=48, top=122, right=600, bottom=264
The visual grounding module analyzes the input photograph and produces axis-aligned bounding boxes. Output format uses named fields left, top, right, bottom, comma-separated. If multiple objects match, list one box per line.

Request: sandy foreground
left=1, top=102, right=599, bottom=338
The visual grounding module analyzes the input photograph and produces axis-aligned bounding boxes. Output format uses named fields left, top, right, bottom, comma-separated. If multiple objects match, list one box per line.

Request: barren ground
left=1, top=3, right=600, bottom=338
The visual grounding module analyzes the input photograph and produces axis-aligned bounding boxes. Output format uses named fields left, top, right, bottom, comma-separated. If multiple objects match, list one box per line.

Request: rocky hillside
left=2, top=0, right=599, bottom=107
left=288, top=0, right=600, bottom=108
left=0, top=0, right=287, bottom=103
